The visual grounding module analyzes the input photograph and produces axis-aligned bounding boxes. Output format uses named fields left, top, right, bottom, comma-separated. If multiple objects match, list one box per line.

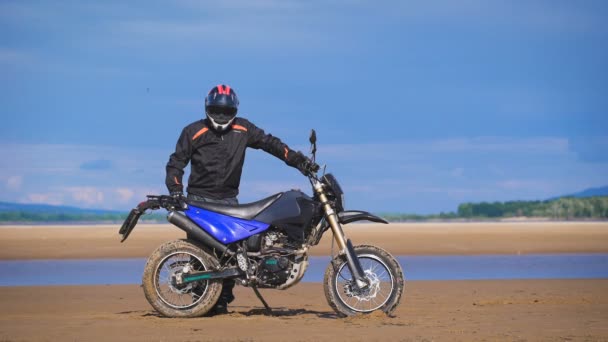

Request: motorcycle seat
left=187, top=193, right=283, bottom=220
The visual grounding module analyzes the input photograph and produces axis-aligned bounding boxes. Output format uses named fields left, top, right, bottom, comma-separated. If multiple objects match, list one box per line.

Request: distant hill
left=548, top=185, right=608, bottom=201
left=564, top=186, right=608, bottom=198
left=0, top=201, right=122, bottom=215
left=0, top=201, right=167, bottom=223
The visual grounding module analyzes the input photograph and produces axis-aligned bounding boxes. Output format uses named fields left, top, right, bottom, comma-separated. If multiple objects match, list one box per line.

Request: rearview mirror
left=309, top=129, right=317, bottom=145
left=309, top=129, right=317, bottom=162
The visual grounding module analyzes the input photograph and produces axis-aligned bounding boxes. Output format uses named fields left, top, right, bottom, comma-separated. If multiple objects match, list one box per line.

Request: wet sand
left=1, top=222, right=607, bottom=341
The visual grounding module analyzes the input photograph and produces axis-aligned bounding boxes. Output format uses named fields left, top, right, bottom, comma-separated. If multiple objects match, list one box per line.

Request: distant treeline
left=0, top=211, right=167, bottom=223
left=2, top=196, right=608, bottom=223
left=381, top=196, right=608, bottom=222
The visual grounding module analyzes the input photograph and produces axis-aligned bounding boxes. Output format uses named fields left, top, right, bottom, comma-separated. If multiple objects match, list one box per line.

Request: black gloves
left=298, top=158, right=320, bottom=175
left=288, top=151, right=319, bottom=175
left=170, top=191, right=187, bottom=209
left=170, top=191, right=185, bottom=198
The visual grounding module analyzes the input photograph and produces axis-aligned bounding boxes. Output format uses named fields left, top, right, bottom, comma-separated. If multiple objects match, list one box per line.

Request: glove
left=302, top=158, right=320, bottom=173
left=297, top=157, right=320, bottom=176
left=287, top=151, right=319, bottom=175
left=170, top=191, right=187, bottom=209
left=170, top=191, right=184, bottom=198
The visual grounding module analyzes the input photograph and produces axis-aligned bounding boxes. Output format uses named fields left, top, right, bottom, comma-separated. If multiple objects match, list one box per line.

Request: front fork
left=313, top=180, right=369, bottom=289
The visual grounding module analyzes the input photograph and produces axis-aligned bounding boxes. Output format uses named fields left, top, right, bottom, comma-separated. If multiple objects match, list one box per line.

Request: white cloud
left=66, top=187, right=105, bottom=206
left=0, top=142, right=168, bottom=209
left=0, top=143, right=167, bottom=174
left=24, top=193, right=64, bottom=206
left=0, top=137, right=604, bottom=212
left=320, top=136, right=572, bottom=162
left=15, top=185, right=164, bottom=210
left=425, top=137, right=570, bottom=154
left=6, top=176, right=23, bottom=191
left=115, top=188, right=135, bottom=203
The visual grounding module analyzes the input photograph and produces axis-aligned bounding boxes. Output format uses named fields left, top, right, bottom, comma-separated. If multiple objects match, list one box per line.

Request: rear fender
left=118, top=198, right=162, bottom=242
left=118, top=208, right=142, bottom=242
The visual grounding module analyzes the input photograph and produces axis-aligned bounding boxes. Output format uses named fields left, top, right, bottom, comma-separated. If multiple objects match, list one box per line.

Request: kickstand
left=251, top=285, right=272, bottom=315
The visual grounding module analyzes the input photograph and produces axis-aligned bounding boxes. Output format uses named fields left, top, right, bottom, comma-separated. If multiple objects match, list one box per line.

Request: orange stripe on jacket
left=284, top=147, right=289, bottom=160
left=174, top=176, right=180, bottom=185
left=232, top=124, right=248, bottom=132
left=192, top=127, right=209, bottom=140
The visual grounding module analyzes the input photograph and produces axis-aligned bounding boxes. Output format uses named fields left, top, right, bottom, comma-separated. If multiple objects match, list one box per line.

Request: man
left=165, top=84, right=318, bottom=315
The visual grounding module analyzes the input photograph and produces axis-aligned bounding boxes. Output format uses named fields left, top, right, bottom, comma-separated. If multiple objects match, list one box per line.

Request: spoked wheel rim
left=154, top=251, right=209, bottom=310
left=334, top=254, right=394, bottom=313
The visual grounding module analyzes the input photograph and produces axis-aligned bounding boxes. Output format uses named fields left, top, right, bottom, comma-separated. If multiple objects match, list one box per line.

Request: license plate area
left=118, top=208, right=143, bottom=242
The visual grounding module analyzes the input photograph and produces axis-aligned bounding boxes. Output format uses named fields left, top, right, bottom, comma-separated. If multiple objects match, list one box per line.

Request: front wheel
left=324, top=245, right=404, bottom=317
left=142, top=239, right=223, bottom=317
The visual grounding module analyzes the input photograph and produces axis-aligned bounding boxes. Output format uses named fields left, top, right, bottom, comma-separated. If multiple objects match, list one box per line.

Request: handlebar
left=136, top=195, right=183, bottom=212
left=119, top=195, right=182, bottom=243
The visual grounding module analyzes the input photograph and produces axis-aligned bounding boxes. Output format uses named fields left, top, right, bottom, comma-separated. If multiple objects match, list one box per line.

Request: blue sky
left=1, top=0, right=607, bottom=213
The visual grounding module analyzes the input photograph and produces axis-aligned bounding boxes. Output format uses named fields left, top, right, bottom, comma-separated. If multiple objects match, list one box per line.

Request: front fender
left=337, top=210, right=388, bottom=225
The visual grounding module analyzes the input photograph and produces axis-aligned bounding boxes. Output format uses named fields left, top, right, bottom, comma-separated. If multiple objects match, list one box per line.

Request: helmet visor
left=207, top=105, right=237, bottom=124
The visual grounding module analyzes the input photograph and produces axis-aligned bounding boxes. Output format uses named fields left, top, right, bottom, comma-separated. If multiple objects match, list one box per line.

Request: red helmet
left=204, top=84, right=239, bottom=131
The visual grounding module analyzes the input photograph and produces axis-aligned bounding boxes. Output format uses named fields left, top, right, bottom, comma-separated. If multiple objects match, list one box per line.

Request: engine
left=257, top=255, right=291, bottom=286
left=247, top=230, right=300, bottom=253
left=245, top=230, right=307, bottom=288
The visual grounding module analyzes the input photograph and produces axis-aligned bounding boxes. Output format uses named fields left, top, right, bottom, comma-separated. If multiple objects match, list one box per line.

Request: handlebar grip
left=137, top=198, right=161, bottom=211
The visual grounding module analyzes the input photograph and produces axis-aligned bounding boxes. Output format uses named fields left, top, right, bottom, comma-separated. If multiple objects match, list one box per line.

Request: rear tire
left=323, top=245, right=404, bottom=317
left=142, top=239, right=223, bottom=317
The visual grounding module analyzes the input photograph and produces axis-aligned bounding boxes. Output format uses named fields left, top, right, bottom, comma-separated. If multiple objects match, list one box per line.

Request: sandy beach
left=0, top=280, right=606, bottom=341
left=1, top=222, right=608, bottom=259
left=1, top=222, right=607, bottom=341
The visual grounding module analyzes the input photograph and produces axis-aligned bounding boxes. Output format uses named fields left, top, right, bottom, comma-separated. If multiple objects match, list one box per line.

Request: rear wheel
left=324, top=245, right=404, bottom=317
left=142, top=239, right=222, bottom=317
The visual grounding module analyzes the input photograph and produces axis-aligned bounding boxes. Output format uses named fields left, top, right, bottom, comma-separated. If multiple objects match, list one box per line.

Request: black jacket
left=166, top=117, right=301, bottom=199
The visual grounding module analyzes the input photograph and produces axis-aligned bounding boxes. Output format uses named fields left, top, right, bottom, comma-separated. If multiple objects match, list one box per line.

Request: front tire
left=324, top=245, right=404, bottom=317
left=142, top=239, right=223, bottom=317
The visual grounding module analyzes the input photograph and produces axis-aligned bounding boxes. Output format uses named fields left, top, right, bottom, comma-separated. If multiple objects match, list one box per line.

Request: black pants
left=187, top=193, right=237, bottom=305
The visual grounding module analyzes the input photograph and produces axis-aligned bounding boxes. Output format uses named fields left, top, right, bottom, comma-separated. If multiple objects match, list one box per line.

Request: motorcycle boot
left=210, top=279, right=235, bottom=315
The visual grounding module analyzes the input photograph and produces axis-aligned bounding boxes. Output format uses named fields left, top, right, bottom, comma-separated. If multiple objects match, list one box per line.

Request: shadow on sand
left=237, top=307, right=338, bottom=319
left=116, top=307, right=338, bottom=319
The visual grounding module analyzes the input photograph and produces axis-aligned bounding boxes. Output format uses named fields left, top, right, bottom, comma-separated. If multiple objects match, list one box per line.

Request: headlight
left=323, top=173, right=345, bottom=212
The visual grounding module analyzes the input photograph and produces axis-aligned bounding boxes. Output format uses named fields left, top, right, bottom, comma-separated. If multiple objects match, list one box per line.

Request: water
left=0, top=254, right=607, bottom=286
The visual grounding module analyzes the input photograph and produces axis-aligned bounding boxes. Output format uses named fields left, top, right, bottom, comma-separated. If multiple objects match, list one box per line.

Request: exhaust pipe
left=167, top=211, right=232, bottom=255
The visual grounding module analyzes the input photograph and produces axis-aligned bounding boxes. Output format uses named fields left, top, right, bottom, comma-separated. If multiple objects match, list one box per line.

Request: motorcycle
left=119, top=130, right=404, bottom=317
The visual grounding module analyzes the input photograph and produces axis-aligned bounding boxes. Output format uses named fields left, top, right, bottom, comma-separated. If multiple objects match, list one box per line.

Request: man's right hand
left=170, top=191, right=187, bottom=209
left=170, top=191, right=185, bottom=198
